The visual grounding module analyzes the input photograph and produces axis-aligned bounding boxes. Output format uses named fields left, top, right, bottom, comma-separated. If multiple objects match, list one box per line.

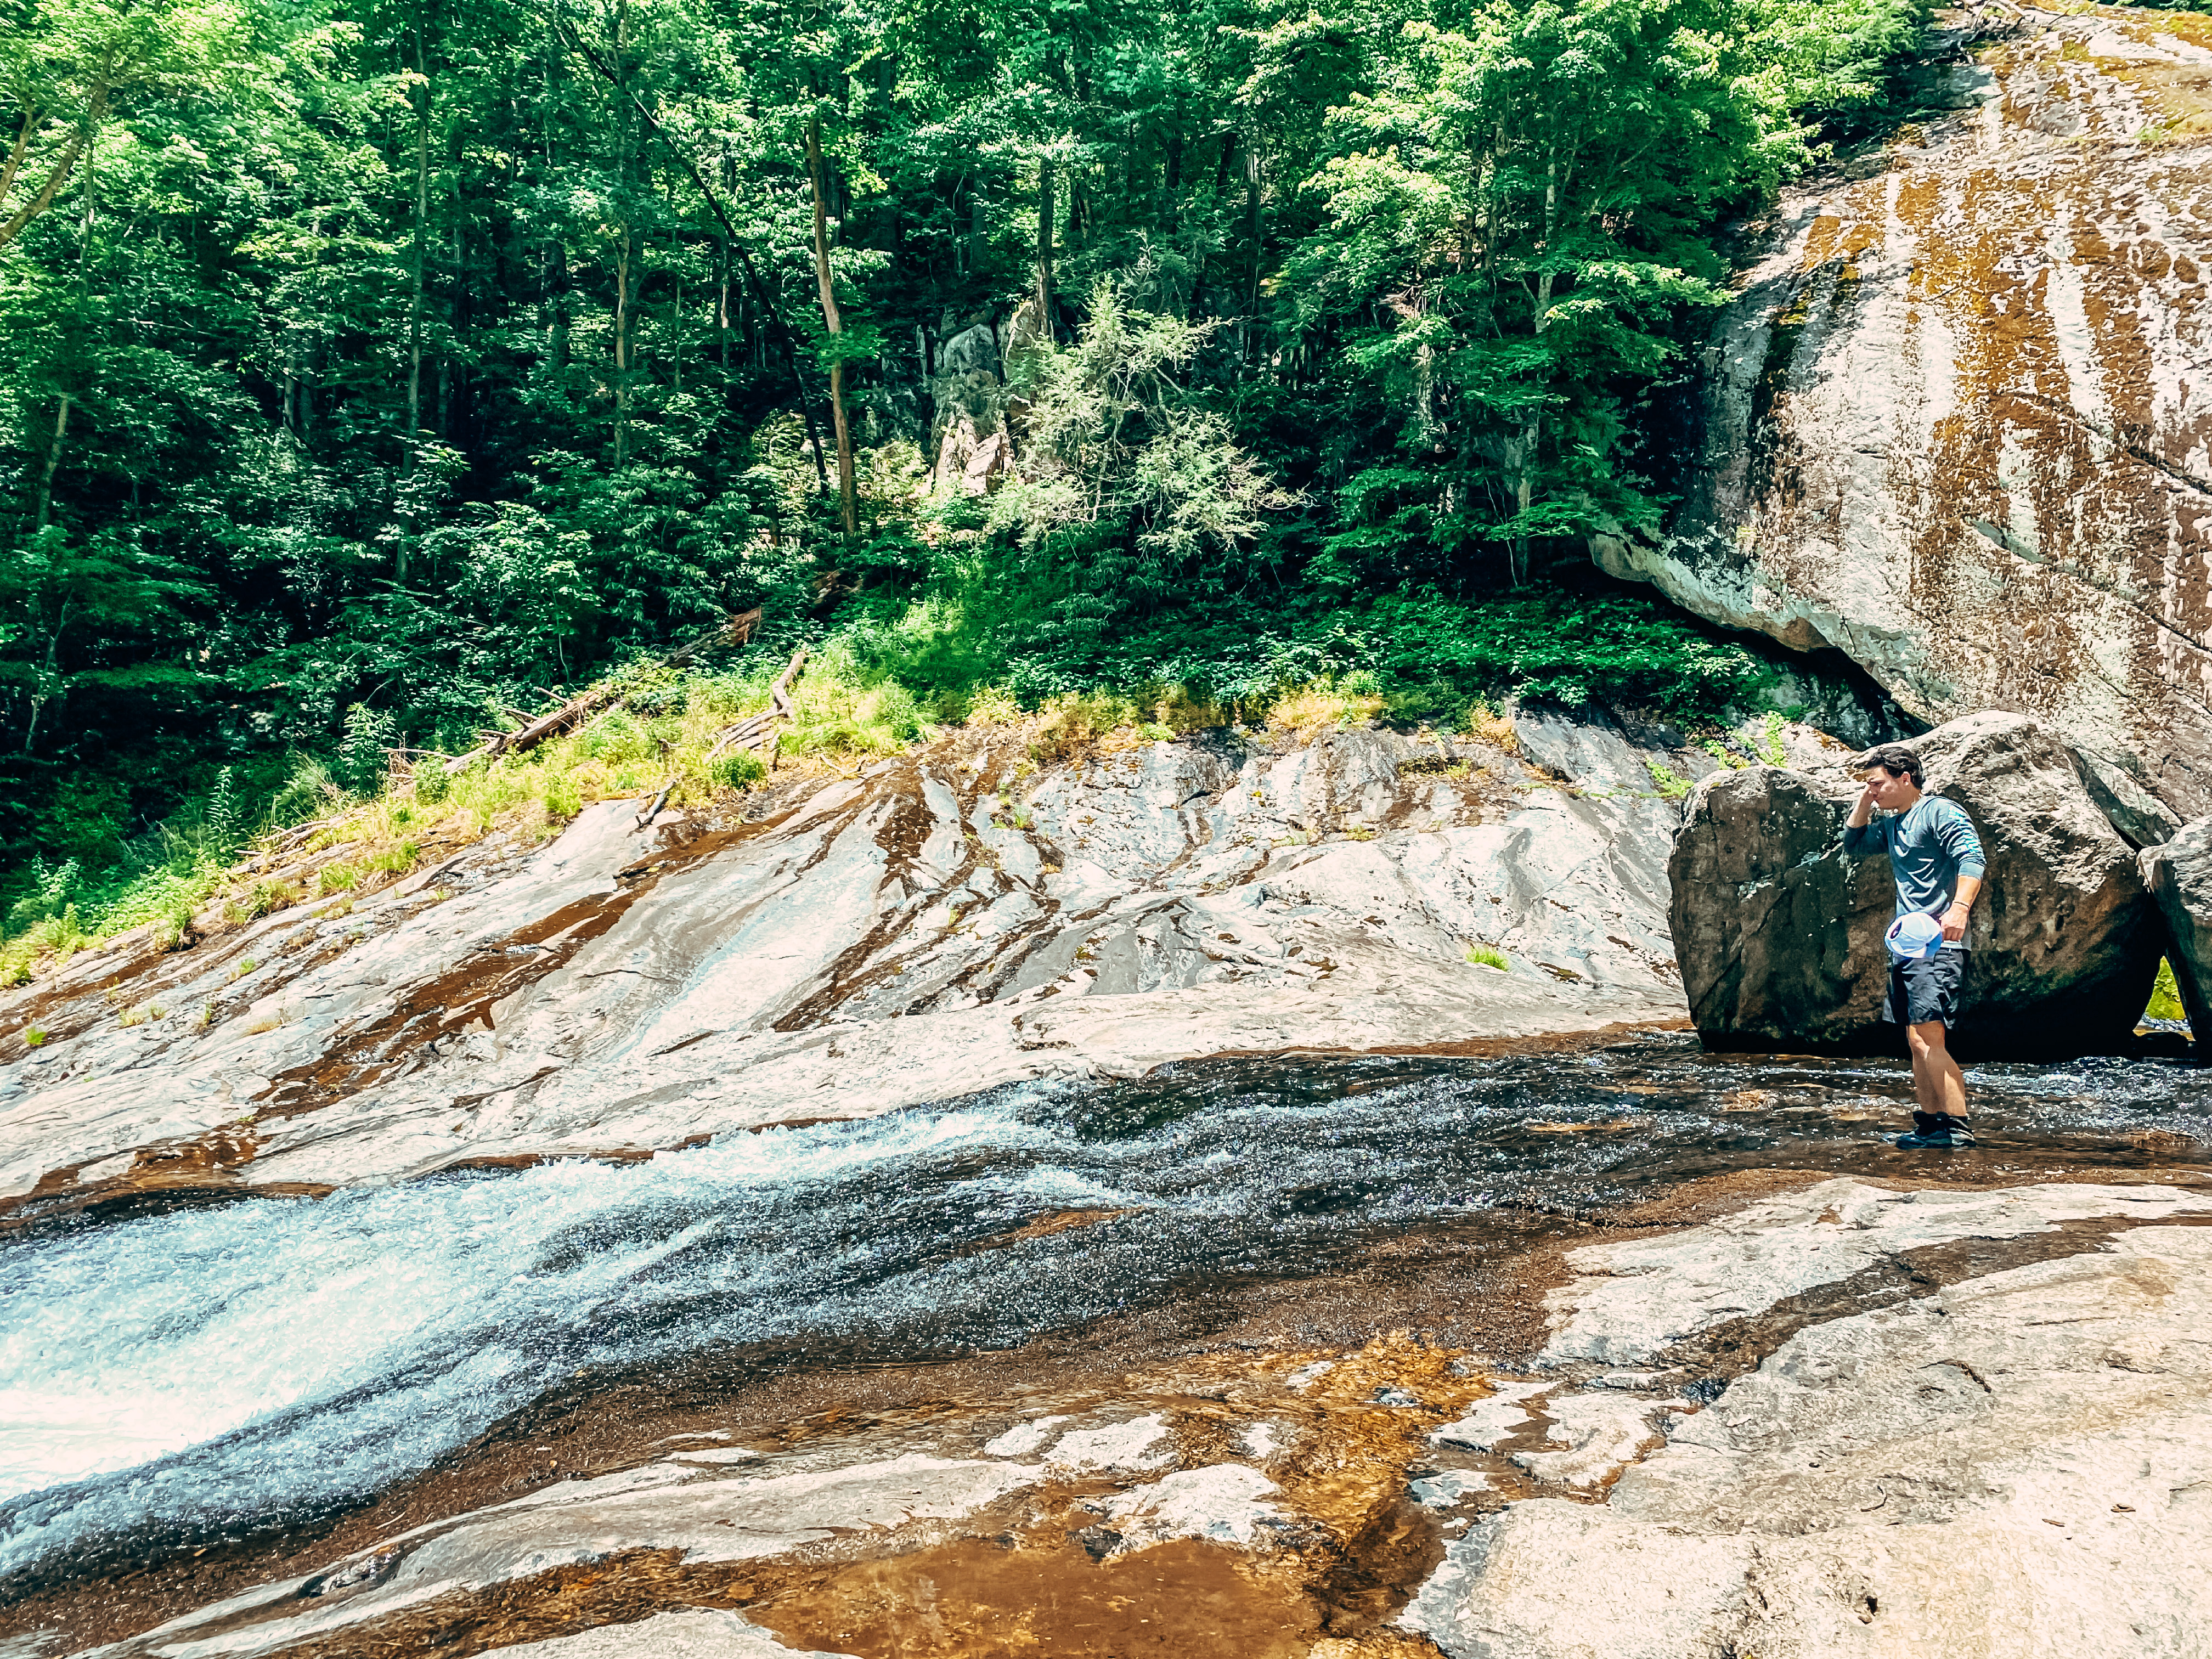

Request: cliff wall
left=1599, top=4, right=2212, bottom=817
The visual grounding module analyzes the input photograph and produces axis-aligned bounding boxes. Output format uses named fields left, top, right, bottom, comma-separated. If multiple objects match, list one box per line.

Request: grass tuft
left=2147, top=957, right=2189, bottom=1024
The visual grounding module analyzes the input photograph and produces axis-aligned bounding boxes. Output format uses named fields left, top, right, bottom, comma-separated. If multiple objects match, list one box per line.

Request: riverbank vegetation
left=2, top=0, right=1937, bottom=955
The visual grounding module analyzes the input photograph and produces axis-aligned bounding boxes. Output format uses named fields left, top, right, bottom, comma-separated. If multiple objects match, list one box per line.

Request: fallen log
left=702, top=645, right=809, bottom=763
left=441, top=683, right=623, bottom=777
left=638, top=645, right=808, bottom=828
left=442, top=608, right=766, bottom=778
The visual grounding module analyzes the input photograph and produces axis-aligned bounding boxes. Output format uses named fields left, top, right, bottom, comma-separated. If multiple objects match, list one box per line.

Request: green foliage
left=1466, top=944, right=1509, bottom=970
left=989, top=270, right=1294, bottom=579
left=2147, top=958, right=2188, bottom=1024
left=706, top=752, right=767, bottom=791
left=1753, top=710, right=1790, bottom=767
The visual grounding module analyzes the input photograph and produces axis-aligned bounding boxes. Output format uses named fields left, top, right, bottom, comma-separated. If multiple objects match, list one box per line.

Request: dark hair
left=1858, top=744, right=1924, bottom=787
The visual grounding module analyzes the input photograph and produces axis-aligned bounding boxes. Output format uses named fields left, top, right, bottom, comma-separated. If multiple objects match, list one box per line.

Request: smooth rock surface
left=1670, top=710, right=2162, bottom=1053
left=0, top=722, right=1694, bottom=1217
left=1407, top=1226, right=2212, bottom=1658
left=1596, top=7, right=2212, bottom=819
left=486, top=1610, right=855, bottom=1659
left=95, top=1455, right=1035, bottom=1659
left=1093, top=1464, right=1284, bottom=1551
left=1538, top=1176, right=2212, bottom=1367
left=2143, top=816, right=2212, bottom=1035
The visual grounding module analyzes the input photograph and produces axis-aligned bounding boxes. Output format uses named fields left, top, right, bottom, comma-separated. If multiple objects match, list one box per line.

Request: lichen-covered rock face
left=2142, top=816, right=2212, bottom=1033
left=1598, top=8, right=2212, bottom=818
left=1669, top=712, right=2161, bottom=1056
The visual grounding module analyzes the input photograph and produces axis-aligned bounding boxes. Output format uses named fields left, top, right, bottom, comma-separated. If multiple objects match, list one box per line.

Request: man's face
left=1859, top=766, right=1916, bottom=810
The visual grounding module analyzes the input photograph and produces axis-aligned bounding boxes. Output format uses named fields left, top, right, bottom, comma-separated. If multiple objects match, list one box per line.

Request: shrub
left=706, top=752, right=766, bottom=792
left=541, top=774, right=583, bottom=821
left=365, top=842, right=419, bottom=875
left=1266, top=679, right=1385, bottom=742
left=1753, top=712, right=1788, bottom=767
left=1466, top=945, right=1510, bottom=971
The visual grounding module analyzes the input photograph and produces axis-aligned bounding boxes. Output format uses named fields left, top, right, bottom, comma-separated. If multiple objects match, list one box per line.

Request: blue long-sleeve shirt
left=1843, top=795, right=1987, bottom=940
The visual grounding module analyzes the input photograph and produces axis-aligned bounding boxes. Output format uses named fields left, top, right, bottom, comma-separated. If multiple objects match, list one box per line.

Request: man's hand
left=1847, top=781, right=1880, bottom=827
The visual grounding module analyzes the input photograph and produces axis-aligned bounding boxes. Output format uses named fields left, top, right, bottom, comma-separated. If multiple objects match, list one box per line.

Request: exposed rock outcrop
left=1407, top=1198, right=2212, bottom=1659
left=1669, top=710, right=2161, bottom=1054
left=2143, top=816, right=2212, bottom=1035
left=0, top=720, right=1697, bottom=1221
left=927, top=319, right=1012, bottom=495
left=1597, top=6, right=2212, bottom=819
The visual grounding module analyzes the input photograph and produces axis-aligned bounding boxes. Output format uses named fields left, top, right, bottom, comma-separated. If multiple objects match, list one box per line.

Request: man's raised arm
left=1842, top=777, right=1882, bottom=855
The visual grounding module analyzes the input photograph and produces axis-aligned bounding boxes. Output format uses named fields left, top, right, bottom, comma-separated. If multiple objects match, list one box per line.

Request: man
left=1842, top=744, right=1986, bottom=1149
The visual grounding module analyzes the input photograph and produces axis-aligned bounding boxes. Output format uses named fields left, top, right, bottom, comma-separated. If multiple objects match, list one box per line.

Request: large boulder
left=1670, top=712, right=2162, bottom=1056
left=2142, top=819, right=2212, bottom=1037
left=1596, top=8, right=2212, bottom=820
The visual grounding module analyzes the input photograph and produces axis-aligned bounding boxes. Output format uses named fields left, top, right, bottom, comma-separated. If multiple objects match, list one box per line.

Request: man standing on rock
left=1843, top=744, right=1986, bottom=1149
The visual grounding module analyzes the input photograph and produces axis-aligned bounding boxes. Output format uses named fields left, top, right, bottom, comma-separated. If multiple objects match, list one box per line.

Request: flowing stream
left=3, top=1034, right=2207, bottom=1596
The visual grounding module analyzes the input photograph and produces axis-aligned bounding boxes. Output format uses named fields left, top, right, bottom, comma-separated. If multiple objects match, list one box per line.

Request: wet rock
left=1509, top=1392, right=1684, bottom=1491
left=492, top=1609, right=855, bottom=1659
left=1406, top=1226, right=2212, bottom=1657
left=2142, top=817, right=2212, bottom=1036
left=1595, top=8, right=2212, bottom=819
left=46, top=1176, right=2212, bottom=1659
left=90, top=1455, right=1036, bottom=1659
left=1040, top=1415, right=1172, bottom=1472
left=1538, top=1177, right=2212, bottom=1368
left=1092, top=1464, right=1284, bottom=1552
left=1, top=718, right=1697, bottom=1215
left=1669, top=711, right=2162, bottom=1056
left=1409, top=1470, right=1490, bottom=1510
left=1432, top=1381, right=1554, bottom=1452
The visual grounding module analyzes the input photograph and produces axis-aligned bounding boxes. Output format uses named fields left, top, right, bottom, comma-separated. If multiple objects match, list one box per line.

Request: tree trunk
left=717, top=239, right=731, bottom=371
left=21, top=600, right=69, bottom=754
left=1036, top=152, right=1054, bottom=340
left=0, top=77, right=110, bottom=253
left=34, top=394, right=69, bottom=529
left=407, top=9, right=429, bottom=450
left=1162, top=125, right=1181, bottom=235
left=1513, top=270, right=1556, bottom=589
left=613, top=229, right=632, bottom=466
left=1244, top=142, right=1261, bottom=312
left=806, top=117, right=857, bottom=536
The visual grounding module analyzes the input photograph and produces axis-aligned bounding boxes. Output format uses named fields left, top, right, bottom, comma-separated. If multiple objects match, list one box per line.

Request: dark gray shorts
left=1885, top=950, right=1967, bottom=1028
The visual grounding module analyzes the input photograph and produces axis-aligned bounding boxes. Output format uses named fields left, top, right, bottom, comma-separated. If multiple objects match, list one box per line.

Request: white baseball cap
left=1884, top=912, right=1944, bottom=959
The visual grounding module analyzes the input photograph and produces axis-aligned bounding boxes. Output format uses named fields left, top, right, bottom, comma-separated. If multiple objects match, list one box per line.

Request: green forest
left=1, top=0, right=1933, bottom=966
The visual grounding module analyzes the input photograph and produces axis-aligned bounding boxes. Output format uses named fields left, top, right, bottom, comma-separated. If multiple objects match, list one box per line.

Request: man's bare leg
left=1905, top=1020, right=1968, bottom=1119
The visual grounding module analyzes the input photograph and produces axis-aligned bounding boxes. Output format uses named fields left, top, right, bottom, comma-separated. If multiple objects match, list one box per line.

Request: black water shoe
left=1893, top=1113, right=1974, bottom=1149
